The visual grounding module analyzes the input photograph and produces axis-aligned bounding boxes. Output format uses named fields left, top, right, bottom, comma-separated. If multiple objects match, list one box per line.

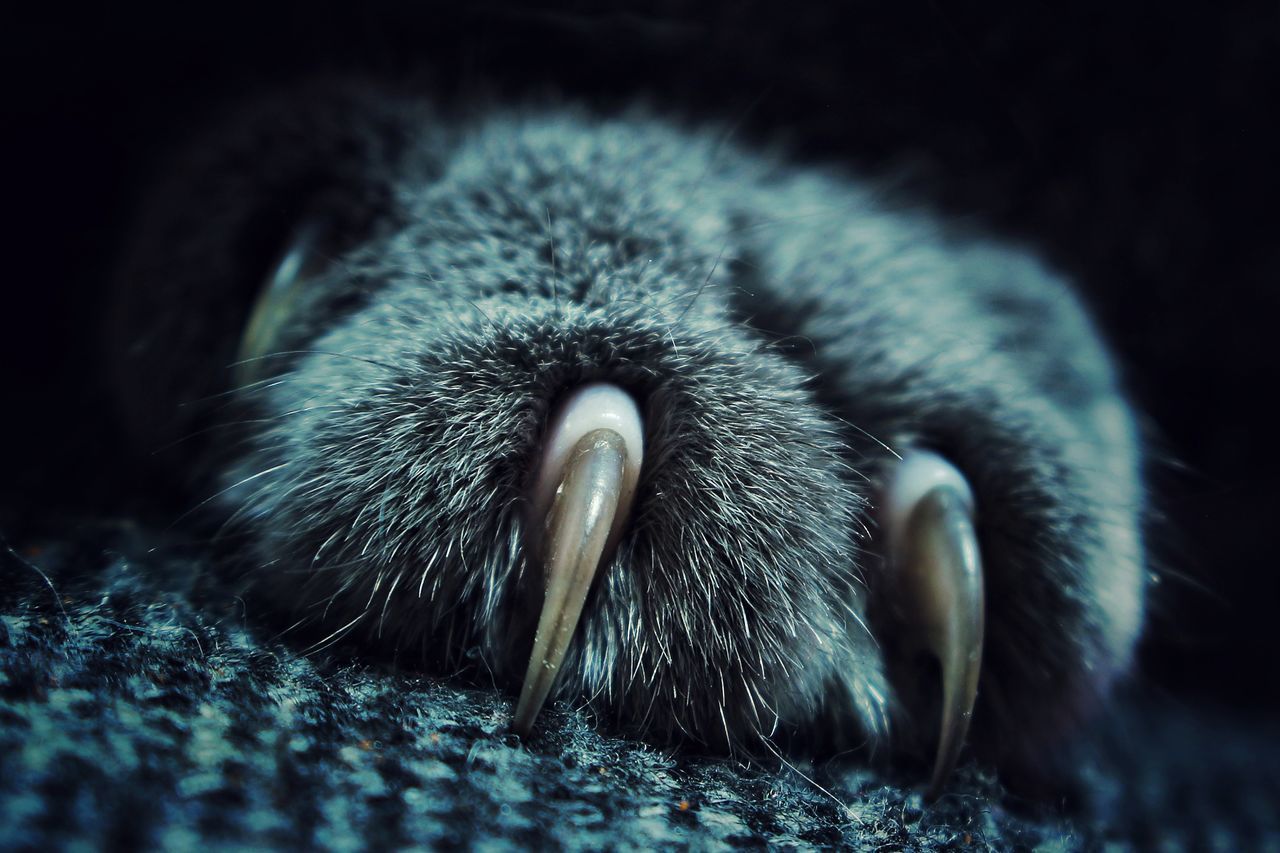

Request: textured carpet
left=2, top=522, right=1277, bottom=850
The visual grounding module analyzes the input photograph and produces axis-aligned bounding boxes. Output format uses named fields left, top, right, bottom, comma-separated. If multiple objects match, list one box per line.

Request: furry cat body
left=109, top=81, right=1144, bottom=772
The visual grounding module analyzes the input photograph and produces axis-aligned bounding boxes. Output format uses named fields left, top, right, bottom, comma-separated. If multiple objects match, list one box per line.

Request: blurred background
left=3, top=2, right=1276, bottom=719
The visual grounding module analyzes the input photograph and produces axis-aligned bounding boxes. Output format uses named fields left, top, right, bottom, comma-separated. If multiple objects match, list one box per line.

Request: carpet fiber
left=2, top=523, right=1277, bottom=850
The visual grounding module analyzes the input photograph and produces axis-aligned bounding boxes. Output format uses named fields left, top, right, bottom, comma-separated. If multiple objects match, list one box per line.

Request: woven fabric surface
left=2, top=523, right=1276, bottom=851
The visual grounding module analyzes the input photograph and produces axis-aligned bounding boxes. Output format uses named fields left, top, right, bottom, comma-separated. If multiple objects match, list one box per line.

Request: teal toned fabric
left=2, top=526, right=1276, bottom=850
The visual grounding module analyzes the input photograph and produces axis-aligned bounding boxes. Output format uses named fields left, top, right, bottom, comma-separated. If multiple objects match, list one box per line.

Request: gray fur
left=110, top=81, right=1145, bottom=771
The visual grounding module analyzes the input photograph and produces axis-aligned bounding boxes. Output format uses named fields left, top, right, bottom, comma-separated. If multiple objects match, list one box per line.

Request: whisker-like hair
left=674, top=240, right=729, bottom=325
left=675, top=85, right=773, bottom=220
left=230, top=348, right=401, bottom=374
left=299, top=611, right=369, bottom=656
left=170, top=462, right=293, bottom=529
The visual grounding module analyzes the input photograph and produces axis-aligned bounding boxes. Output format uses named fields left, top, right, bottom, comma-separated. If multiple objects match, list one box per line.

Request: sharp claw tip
left=513, top=383, right=644, bottom=738
left=886, top=451, right=986, bottom=798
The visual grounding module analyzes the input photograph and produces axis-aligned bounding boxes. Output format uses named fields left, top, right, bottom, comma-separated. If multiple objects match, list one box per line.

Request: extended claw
left=886, top=451, right=985, bottom=799
left=513, top=385, right=643, bottom=735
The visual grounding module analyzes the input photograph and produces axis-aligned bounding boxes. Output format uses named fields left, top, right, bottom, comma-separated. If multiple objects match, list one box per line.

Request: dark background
left=4, top=3, right=1276, bottom=716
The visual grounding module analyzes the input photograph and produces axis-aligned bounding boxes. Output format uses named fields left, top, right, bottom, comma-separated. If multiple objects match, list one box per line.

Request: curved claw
left=513, top=385, right=643, bottom=736
left=885, top=450, right=985, bottom=799
left=236, top=220, right=327, bottom=384
left=903, top=486, right=985, bottom=799
left=512, top=428, right=633, bottom=735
